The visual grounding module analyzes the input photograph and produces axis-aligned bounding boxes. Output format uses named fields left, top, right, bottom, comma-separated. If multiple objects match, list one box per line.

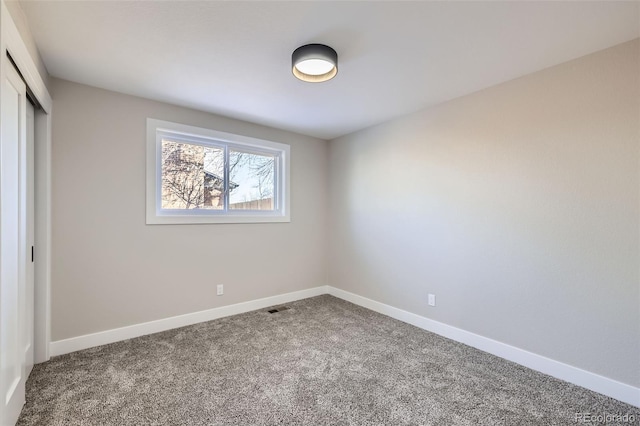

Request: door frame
left=1, top=0, right=52, bottom=364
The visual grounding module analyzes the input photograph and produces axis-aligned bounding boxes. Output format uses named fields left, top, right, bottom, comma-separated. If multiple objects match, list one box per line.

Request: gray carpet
left=17, top=295, right=639, bottom=425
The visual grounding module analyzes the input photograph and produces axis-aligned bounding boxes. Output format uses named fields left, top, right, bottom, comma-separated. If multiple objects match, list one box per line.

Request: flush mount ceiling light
left=292, top=44, right=338, bottom=83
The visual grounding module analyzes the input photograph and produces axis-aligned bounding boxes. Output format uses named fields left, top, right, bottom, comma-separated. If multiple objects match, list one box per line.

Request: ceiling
left=18, top=1, right=640, bottom=140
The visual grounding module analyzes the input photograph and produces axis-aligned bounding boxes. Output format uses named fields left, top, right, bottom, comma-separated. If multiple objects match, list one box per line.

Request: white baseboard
left=50, top=286, right=329, bottom=357
left=49, top=284, right=639, bottom=408
left=327, top=286, right=640, bottom=408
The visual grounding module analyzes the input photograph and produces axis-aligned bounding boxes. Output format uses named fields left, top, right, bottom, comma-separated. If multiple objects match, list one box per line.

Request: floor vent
left=268, top=306, right=290, bottom=314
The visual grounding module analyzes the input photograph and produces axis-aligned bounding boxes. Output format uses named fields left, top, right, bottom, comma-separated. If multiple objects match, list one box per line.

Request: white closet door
left=25, top=101, right=35, bottom=377
left=0, top=62, right=28, bottom=426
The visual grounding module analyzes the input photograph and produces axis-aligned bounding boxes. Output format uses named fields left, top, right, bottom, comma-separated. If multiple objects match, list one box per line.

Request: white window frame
left=146, top=118, right=290, bottom=224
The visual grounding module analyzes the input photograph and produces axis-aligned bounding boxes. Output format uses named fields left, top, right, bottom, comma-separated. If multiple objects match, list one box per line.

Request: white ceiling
left=18, top=1, right=640, bottom=140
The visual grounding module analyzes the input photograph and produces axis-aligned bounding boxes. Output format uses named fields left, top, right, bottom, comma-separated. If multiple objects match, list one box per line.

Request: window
left=146, top=119, right=290, bottom=224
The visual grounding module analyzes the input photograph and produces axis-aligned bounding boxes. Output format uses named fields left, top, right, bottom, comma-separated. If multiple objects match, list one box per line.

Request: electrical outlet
left=217, top=284, right=224, bottom=296
left=428, top=293, right=436, bottom=307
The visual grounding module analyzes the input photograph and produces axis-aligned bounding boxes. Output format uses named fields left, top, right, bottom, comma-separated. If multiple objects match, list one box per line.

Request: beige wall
left=50, top=78, right=327, bottom=341
left=328, top=40, right=639, bottom=386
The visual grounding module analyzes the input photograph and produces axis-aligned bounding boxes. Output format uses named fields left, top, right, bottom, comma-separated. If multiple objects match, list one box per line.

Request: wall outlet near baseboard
left=428, top=293, right=436, bottom=307
left=217, top=284, right=224, bottom=296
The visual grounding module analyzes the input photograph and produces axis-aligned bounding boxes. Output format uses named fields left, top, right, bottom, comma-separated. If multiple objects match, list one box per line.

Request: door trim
left=1, top=0, right=52, bottom=364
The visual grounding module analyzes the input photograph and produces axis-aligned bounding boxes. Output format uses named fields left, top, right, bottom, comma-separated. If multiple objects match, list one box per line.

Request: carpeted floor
left=17, top=295, right=638, bottom=425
